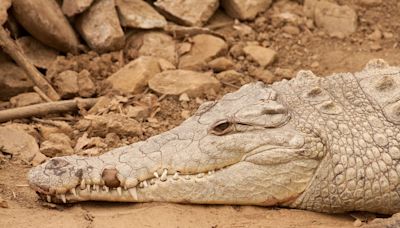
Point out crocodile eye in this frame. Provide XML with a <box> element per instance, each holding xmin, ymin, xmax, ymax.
<box><xmin>210</xmin><ymin>121</ymin><xmax>233</xmax><ymax>135</ymax></box>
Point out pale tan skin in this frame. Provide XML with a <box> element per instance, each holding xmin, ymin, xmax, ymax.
<box><xmin>28</xmin><ymin>59</ymin><xmax>400</xmax><ymax>214</ymax></box>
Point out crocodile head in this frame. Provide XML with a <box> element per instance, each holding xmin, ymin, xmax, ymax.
<box><xmin>28</xmin><ymin>82</ymin><xmax>323</xmax><ymax>206</ymax></box>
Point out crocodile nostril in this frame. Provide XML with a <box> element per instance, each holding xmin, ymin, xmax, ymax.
<box><xmin>102</xmin><ymin>168</ymin><xmax>120</xmax><ymax>188</ymax></box>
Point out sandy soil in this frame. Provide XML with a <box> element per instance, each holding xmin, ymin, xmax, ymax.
<box><xmin>1</xmin><ymin>0</ymin><xmax>400</xmax><ymax>227</ymax></box>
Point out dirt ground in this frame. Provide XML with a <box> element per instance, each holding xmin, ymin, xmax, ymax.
<box><xmin>1</xmin><ymin>0</ymin><xmax>400</xmax><ymax>227</ymax></box>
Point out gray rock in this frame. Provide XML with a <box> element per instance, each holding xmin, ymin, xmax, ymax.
<box><xmin>0</xmin><ymin>0</ymin><xmax>11</xmax><ymax>25</ymax></box>
<box><xmin>116</xmin><ymin>0</ymin><xmax>167</xmax><ymax>29</ymax></box>
<box><xmin>154</xmin><ymin>0</ymin><xmax>219</xmax><ymax>26</ymax></box>
<box><xmin>179</xmin><ymin>34</ymin><xmax>228</xmax><ymax>71</ymax></box>
<box><xmin>148</xmin><ymin>70</ymin><xmax>220</xmax><ymax>97</ymax></box>
<box><xmin>76</xmin><ymin>0</ymin><xmax>125</xmax><ymax>53</ymax></box>
<box><xmin>9</xmin><ymin>92</ymin><xmax>43</xmax><ymax>107</ymax></box>
<box><xmin>53</xmin><ymin>70</ymin><xmax>79</xmax><ymax>99</ymax></box>
<box><xmin>78</xmin><ymin>70</ymin><xmax>96</xmax><ymax>97</ymax></box>
<box><xmin>62</xmin><ymin>0</ymin><xmax>94</xmax><ymax>17</ymax></box>
<box><xmin>0</xmin><ymin>126</ymin><xmax>46</xmax><ymax>165</ymax></box>
<box><xmin>221</xmin><ymin>0</ymin><xmax>272</xmax><ymax>20</ymax></box>
<box><xmin>106</xmin><ymin>56</ymin><xmax>161</xmax><ymax>94</ymax></box>
<box><xmin>12</xmin><ymin>0</ymin><xmax>80</xmax><ymax>53</ymax></box>
<box><xmin>243</xmin><ymin>45</ymin><xmax>277</xmax><ymax>68</ymax></box>
<box><xmin>0</xmin><ymin>62</ymin><xmax>33</xmax><ymax>100</ymax></box>
<box><xmin>126</xmin><ymin>31</ymin><xmax>177</xmax><ymax>65</ymax></box>
<box><xmin>16</xmin><ymin>36</ymin><xmax>58</xmax><ymax>69</ymax></box>
<box><xmin>307</xmin><ymin>0</ymin><xmax>358</xmax><ymax>37</ymax></box>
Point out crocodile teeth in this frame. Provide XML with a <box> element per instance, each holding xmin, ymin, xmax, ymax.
<box><xmin>128</xmin><ymin>188</ymin><xmax>138</xmax><ymax>200</ymax></box>
<box><xmin>143</xmin><ymin>180</ymin><xmax>148</xmax><ymax>187</ymax></box>
<box><xmin>93</xmin><ymin>184</ymin><xmax>100</xmax><ymax>192</ymax></box>
<box><xmin>185</xmin><ymin>175</ymin><xmax>190</xmax><ymax>180</ymax></box>
<box><xmin>160</xmin><ymin>169</ymin><xmax>168</xmax><ymax>181</ymax></box>
<box><xmin>70</xmin><ymin>188</ymin><xmax>77</xmax><ymax>196</ymax></box>
<box><xmin>60</xmin><ymin>194</ymin><xmax>66</xmax><ymax>203</ymax></box>
<box><xmin>173</xmin><ymin>172</ymin><xmax>179</xmax><ymax>180</ymax></box>
<box><xmin>103</xmin><ymin>186</ymin><xmax>109</xmax><ymax>192</ymax></box>
<box><xmin>150</xmin><ymin>179</ymin><xmax>155</xmax><ymax>185</ymax></box>
<box><xmin>46</xmin><ymin>195</ymin><xmax>51</xmax><ymax>203</ymax></box>
<box><xmin>117</xmin><ymin>187</ymin><xmax>122</xmax><ymax>196</ymax></box>
<box><xmin>80</xmin><ymin>179</ymin><xmax>86</xmax><ymax>189</ymax></box>
<box><xmin>197</xmin><ymin>173</ymin><xmax>205</xmax><ymax>178</ymax></box>
<box><xmin>153</xmin><ymin>172</ymin><xmax>159</xmax><ymax>178</ymax></box>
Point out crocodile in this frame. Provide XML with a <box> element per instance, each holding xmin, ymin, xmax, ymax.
<box><xmin>28</xmin><ymin>59</ymin><xmax>400</xmax><ymax>214</ymax></box>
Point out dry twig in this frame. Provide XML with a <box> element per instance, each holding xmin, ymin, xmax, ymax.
<box><xmin>0</xmin><ymin>98</ymin><xmax>98</xmax><ymax>123</ymax></box>
<box><xmin>0</xmin><ymin>26</ymin><xmax>60</xmax><ymax>101</ymax></box>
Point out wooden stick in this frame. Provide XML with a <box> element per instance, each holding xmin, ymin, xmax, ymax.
<box><xmin>0</xmin><ymin>26</ymin><xmax>60</xmax><ymax>101</ymax></box>
<box><xmin>0</xmin><ymin>98</ymin><xmax>98</xmax><ymax>123</ymax></box>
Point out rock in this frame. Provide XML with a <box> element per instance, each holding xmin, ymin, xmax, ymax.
<box><xmin>179</xmin><ymin>34</ymin><xmax>228</xmax><ymax>70</ymax></box>
<box><xmin>40</xmin><ymin>142</ymin><xmax>73</xmax><ymax>157</ymax></box>
<box><xmin>0</xmin><ymin>197</ymin><xmax>8</xmax><ymax>208</ymax></box>
<box><xmin>368</xmin><ymin>29</ymin><xmax>382</xmax><ymax>41</ymax></box>
<box><xmin>85</xmin><ymin>113</ymin><xmax>142</xmax><ymax>137</ymax></box>
<box><xmin>37</xmin><ymin>121</ymin><xmax>74</xmax><ymax>140</ymax></box>
<box><xmin>106</xmin><ymin>56</ymin><xmax>161</xmax><ymax>94</ymax></box>
<box><xmin>125</xmin><ymin>31</ymin><xmax>177</xmax><ymax>65</ymax></box>
<box><xmin>16</xmin><ymin>36</ymin><xmax>58</xmax><ymax>69</ymax></box>
<box><xmin>249</xmin><ymin>68</ymin><xmax>276</xmax><ymax>84</ymax></box>
<box><xmin>53</xmin><ymin>70</ymin><xmax>79</xmax><ymax>99</ymax></box>
<box><xmin>12</xmin><ymin>0</ymin><xmax>80</xmax><ymax>53</ymax></box>
<box><xmin>78</xmin><ymin>70</ymin><xmax>96</xmax><ymax>97</ymax></box>
<box><xmin>313</xmin><ymin>1</ymin><xmax>358</xmax><ymax>37</ymax></box>
<box><xmin>116</xmin><ymin>0</ymin><xmax>167</xmax><ymax>29</ymax></box>
<box><xmin>282</xmin><ymin>25</ymin><xmax>300</xmax><ymax>35</ymax></box>
<box><xmin>0</xmin><ymin>126</ymin><xmax>46</xmax><ymax>165</ymax></box>
<box><xmin>0</xmin><ymin>62</ymin><xmax>33</xmax><ymax>100</ymax></box>
<box><xmin>9</xmin><ymin>92</ymin><xmax>43</xmax><ymax>107</ymax></box>
<box><xmin>154</xmin><ymin>0</ymin><xmax>219</xmax><ymax>26</ymax></box>
<box><xmin>358</xmin><ymin>0</ymin><xmax>382</xmax><ymax>6</ymax></box>
<box><xmin>243</xmin><ymin>45</ymin><xmax>277</xmax><ymax>68</ymax></box>
<box><xmin>0</xmin><ymin>0</ymin><xmax>11</xmax><ymax>25</ymax></box>
<box><xmin>62</xmin><ymin>0</ymin><xmax>94</xmax><ymax>17</ymax></box>
<box><xmin>76</xmin><ymin>0</ymin><xmax>125</xmax><ymax>53</ymax></box>
<box><xmin>208</xmin><ymin>57</ymin><xmax>234</xmax><ymax>72</ymax></box>
<box><xmin>124</xmin><ymin>105</ymin><xmax>150</xmax><ymax>120</ymax></box>
<box><xmin>40</xmin><ymin>133</ymin><xmax>74</xmax><ymax>157</ymax></box>
<box><xmin>157</xmin><ymin>58</ymin><xmax>176</xmax><ymax>71</ymax></box>
<box><xmin>148</xmin><ymin>70</ymin><xmax>220</xmax><ymax>97</ymax></box>
<box><xmin>216</xmin><ymin>70</ymin><xmax>245</xmax><ymax>86</ymax></box>
<box><xmin>221</xmin><ymin>0</ymin><xmax>272</xmax><ymax>20</ymax></box>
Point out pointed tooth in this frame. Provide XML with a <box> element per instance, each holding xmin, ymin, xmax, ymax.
<box><xmin>128</xmin><ymin>188</ymin><xmax>138</xmax><ymax>200</ymax></box>
<box><xmin>80</xmin><ymin>179</ymin><xmax>86</xmax><ymax>189</ymax></box>
<box><xmin>117</xmin><ymin>187</ymin><xmax>122</xmax><ymax>196</ymax></box>
<box><xmin>103</xmin><ymin>186</ymin><xmax>109</xmax><ymax>192</ymax></box>
<box><xmin>153</xmin><ymin>172</ymin><xmax>159</xmax><ymax>178</ymax></box>
<box><xmin>150</xmin><ymin>179</ymin><xmax>155</xmax><ymax>185</ymax></box>
<box><xmin>143</xmin><ymin>180</ymin><xmax>148</xmax><ymax>187</ymax></box>
<box><xmin>197</xmin><ymin>173</ymin><xmax>204</xmax><ymax>178</ymax></box>
<box><xmin>185</xmin><ymin>175</ymin><xmax>190</xmax><ymax>180</ymax></box>
<box><xmin>208</xmin><ymin>170</ymin><xmax>214</xmax><ymax>175</ymax></box>
<box><xmin>139</xmin><ymin>182</ymin><xmax>144</xmax><ymax>188</ymax></box>
<box><xmin>160</xmin><ymin>169</ymin><xmax>168</xmax><ymax>181</ymax></box>
<box><xmin>173</xmin><ymin>172</ymin><xmax>179</xmax><ymax>180</ymax></box>
<box><xmin>46</xmin><ymin>195</ymin><xmax>51</xmax><ymax>203</ymax></box>
<box><xmin>60</xmin><ymin>194</ymin><xmax>66</xmax><ymax>203</ymax></box>
<box><xmin>94</xmin><ymin>184</ymin><xmax>99</xmax><ymax>192</ymax></box>
<box><xmin>70</xmin><ymin>188</ymin><xmax>77</xmax><ymax>196</ymax></box>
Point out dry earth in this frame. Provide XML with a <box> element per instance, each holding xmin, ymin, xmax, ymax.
<box><xmin>1</xmin><ymin>0</ymin><xmax>400</xmax><ymax>227</ymax></box>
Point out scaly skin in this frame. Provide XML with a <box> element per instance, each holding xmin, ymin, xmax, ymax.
<box><xmin>28</xmin><ymin>59</ymin><xmax>400</xmax><ymax>214</ymax></box>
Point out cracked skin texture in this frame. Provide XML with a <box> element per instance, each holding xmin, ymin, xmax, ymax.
<box><xmin>28</xmin><ymin>59</ymin><xmax>400</xmax><ymax>214</ymax></box>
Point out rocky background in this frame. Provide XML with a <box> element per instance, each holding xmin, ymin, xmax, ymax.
<box><xmin>0</xmin><ymin>0</ymin><xmax>399</xmax><ymax>227</ymax></box>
